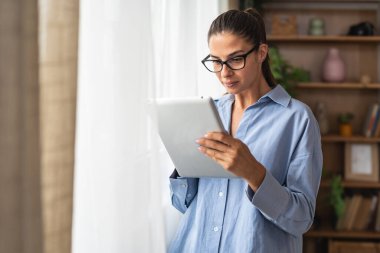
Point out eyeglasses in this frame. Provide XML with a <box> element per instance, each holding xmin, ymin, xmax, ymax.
<box><xmin>201</xmin><ymin>45</ymin><xmax>259</xmax><ymax>73</ymax></box>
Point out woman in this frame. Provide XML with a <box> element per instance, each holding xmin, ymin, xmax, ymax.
<box><xmin>168</xmin><ymin>8</ymin><xmax>322</xmax><ymax>253</ymax></box>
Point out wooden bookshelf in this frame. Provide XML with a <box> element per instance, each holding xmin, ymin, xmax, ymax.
<box><xmin>320</xmin><ymin>180</ymin><xmax>380</xmax><ymax>189</ymax></box>
<box><xmin>322</xmin><ymin>135</ymin><xmax>380</xmax><ymax>143</ymax></box>
<box><xmin>268</xmin><ymin>35</ymin><xmax>380</xmax><ymax>43</ymax></box>
<box><xmin>262</xmin><ymin>1</ymin><xmax>380</xmax><ymax>252</ymax></box>
<box><xmin>297</xmin><ymin>82</ymin><xmax>380</xmax><ymax>89</ymax></box>
<box><xmin>305</xmin><ymin>230</ymin><xmax>380</xmax><ymax>239</ymax></box>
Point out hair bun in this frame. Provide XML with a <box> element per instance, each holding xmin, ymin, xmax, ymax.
<box><xmin>244</xmin><ymin>8</ymin><xmax>260</xmax><ymax>17</ymax></box>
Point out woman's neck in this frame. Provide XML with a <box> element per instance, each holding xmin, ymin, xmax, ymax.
<box><xmin>234</xmin><ymin>79</ymin><xmax>271</xmax><ymax>111</ymax></box>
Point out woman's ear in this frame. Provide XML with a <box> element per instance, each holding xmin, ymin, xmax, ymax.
<box><xmin>257</xmin><ymin>44</ymin><xmax>268</xmax><ymax>63</ymax></box>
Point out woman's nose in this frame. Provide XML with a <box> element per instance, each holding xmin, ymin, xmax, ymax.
<box><xmin>220</xmin><ymin>64</ymin><xmax>233</xmax><ymax>77</ymax></box>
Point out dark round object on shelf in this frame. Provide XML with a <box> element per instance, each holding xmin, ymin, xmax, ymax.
<box><xmin>347</xmin><ymin>22</ymin><xmax>375</xmax><ymax>36</ymax></box>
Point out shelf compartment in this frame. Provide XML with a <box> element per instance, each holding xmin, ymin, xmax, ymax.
<box><xmin>305</xmin><ymin>230</ymin><xmax>380</xmax><ymax>239</ymax></box>
<box><xmin>320</xmin><ymin>180</ymin><xmax>380</xmax><ymax>189</ymax></box>
<box><xmin>297</xmin><ymin>82</ymin><xmax>380</xmax><ymax>89</ymax></box>
<box><xmin>268</xmin><ymin>35</ymin><xmax>380</xmax><ymax>43</ymax></box>
<box><xmin>322</xmin><ymin>135</ymin><xmax>380</xmax><ymax>143</ymax></box>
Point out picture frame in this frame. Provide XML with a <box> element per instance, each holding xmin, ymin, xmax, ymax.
<box><xmin>344</xmin><ymin>143</ymin><xmax>379</xmax><ymax>182</ymax></box>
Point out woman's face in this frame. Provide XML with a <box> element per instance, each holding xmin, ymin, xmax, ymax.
<box><xmin>208</xmin><ymin>32</ymin><xmax>266</xmax><ymax>95</ymax></box>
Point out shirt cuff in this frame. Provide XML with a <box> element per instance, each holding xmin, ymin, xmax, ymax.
<box><xmin>169</xmin><ymin>169</ymin><xmax>198</xmax><ymax>207</ymax></box>
<box><xmin>246</xmin><ymin>170</ymin><xmax>290</xmax><ymax>220</ymax></box>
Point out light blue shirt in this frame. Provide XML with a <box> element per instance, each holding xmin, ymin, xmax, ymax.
<box><xmin>168</xmin><ymin>85</ymin><xmax>322</xmax><ymax>253</ymax></box>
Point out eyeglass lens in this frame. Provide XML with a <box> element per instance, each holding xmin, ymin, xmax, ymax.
<box><xmin>204</xmin><ymin>56</ymin><xmax>245</xmax><ymax>72</ymax></box>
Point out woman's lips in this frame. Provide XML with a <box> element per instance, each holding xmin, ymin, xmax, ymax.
<box><xmin>224</xmin><ymin>81</ymin><xmax>238</xmax><ymax>88</ymax></box>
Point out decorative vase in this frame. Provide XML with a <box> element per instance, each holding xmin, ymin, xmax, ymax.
<box><xmin>315</xmin><ymin>102</ymin><xmax>329</xmax><ymax>135</ymax></box>
<box><xmin>322</xmin><ymin>48</ymin><xmax>346</xmax><ymax>82</ymax></box>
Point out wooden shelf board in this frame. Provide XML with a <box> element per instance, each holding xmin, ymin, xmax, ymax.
<box><xmin>297</xmin><ymin>82</ymin><xmax>380</xmax><ymax>89</ymax></box>
<box><xmin>268</xmin><ymin>35</ymin><xmax>380</xmax><ymax>42</ymax></box>
<box><xmin>305</xmin><ymin>230</ymin><xmax>380</xmax><ymax>239</ymax></box>
<box><xmin>320</xmin><ymin>180</ymin><xmax>380</xmax><ymax>189</ymax></box>
<box><xmin>322</xmin><ymin>135</ymin><xmax>380</xmax><ymax>143</ymax></box>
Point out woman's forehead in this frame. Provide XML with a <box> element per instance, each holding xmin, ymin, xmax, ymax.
<box><xmin>208</xmin><ymin>32</ymin><xmax>253</xmax><ymax>56</ymax></box>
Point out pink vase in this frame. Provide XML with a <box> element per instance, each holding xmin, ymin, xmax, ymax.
<box><xmin>322</xmin><ymin>48</ymin><xmax>345</xmax><ymax>82</ymax></box>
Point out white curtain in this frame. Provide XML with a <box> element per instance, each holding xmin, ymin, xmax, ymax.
<box><xmin>72</xmin><ymin>0</ymin><xmax>225</xmax><ymax>252</ymax></box>
<box><xmin>151</xmin><ymin>0</ymin><xmax>225</xmax><ymax>98</ymax></box>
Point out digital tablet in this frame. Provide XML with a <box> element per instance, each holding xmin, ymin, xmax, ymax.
<box><xmin>155</xmin><ymin>96</ymin><xmax>237</xmax><ymax>178</ymax></box>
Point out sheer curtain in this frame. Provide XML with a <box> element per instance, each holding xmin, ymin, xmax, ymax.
<box><xmin>72</xmin><ymin>0</ymin><xmax>225</xmax><ymax>252</ymax></box>
<box><xmin>150</xmin><ymin>0</ymin><xmax>226</xmax><ymax>247</ymax></box>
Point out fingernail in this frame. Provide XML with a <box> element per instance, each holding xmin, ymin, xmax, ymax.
<box><xmin>195</xmin><ymin>139</ymin><xmax>200</xmax><ymax>143</ymax></box>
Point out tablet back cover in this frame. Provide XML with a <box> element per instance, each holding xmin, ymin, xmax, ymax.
<box><xmin>156</xmin><ymin>97</ymin><xmax>236</xmax><ymax>178</ymax></box>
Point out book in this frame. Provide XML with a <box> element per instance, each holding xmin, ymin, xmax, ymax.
<box><xmin>366</xmin><ymin>195</ymin><xmax>378</xmax><ymax>230</ymax></box>
<box><xmin>363</xmin><ymin>103</ymin><xmax>379</xmax><ymax>138</ymax></box>
<box><xmin>345</xmin><ymin>194</ymin><xmax>362</xmax><ymax>230</ymax></box>
<box><xmin>352</xmin><ymin>196</ymin><xmax>373</xmax><ymax>230</ymax></box>
<box><xmin>370</xmin><ymin>105</ymin><xmax>380</xmax><ymax>137</ymax></box>
<box><xmin>375</xmin><ymin>117</ymin><xmax>380</xmax><ymax>137</ymax></box>
<box><xmin>336</xmin><ymin>196</ymin><xmax>351</xmax><ymax>230</ymax></box>
<box><xmin>374</xmin><ymin>192</ymin><xmax>380</xmax><ymax>231</ymax></box>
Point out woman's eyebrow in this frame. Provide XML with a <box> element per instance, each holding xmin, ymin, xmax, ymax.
<box><xmin>209</xmin><ymin>50</ymin><xmax>246</xmax><ymax>59</ymax></box>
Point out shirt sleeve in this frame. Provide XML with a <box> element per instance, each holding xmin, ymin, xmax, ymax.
<box><xmin>246</xmin><ymin>117</ymin><xmax>323</xmax><ymax>237</ymax></box>
<box><xmin>169</xmin><ymin>169</ymin><xmax>199</xmax><ymax>213</ymax></box>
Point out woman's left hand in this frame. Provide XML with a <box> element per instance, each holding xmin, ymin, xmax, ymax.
<box><xmin>196</xmin><ymin>131</ymin><xmax>266</xmax><ymax>191</ymax></box>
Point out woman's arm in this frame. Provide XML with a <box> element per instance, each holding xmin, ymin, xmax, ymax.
<box><xmin>246</xmin><ymin>150</ymin><xmax>321</xmax><ymax>236</ymax></box>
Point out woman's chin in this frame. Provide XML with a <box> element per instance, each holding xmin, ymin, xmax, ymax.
<box><xmin>224</xmin><ymin>82</ymin><xmax>239</xmax><ymax>92</ymax></box>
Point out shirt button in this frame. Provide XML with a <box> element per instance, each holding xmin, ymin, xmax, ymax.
<box><xmin>182</xmin><ymin>184</ymin><xmax>187</xmax><ymax>188</ymax></box>
<box><xmin>218</xmin><ymin>191</ymin><xmax>223</xmax><ymax>197</ymax></box>
<box><xmin>213</xmin><ymin>226</ymin><xmax>219</xmax><ymax>232</ymax></box>
<box><xmin>187</xmin><ymin>193</ymin><xmax>192</xmax><ymax>198</ymax></box>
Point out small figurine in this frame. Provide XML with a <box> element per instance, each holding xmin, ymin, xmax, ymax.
<box><xmin>308</xmin><ymin>18</ymin><xmax>325</xmax><ymax>36</ymax></box>
<box><xmin>360</xmin><ymin>74</ymin><xmax>371</xmax><ymax>85</ymax></box>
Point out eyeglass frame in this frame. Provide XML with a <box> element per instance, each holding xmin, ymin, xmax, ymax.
<box><xmin>201</xmin><ymin>44</ymin><xmax>260</xmax><ymax>73</ymax></box>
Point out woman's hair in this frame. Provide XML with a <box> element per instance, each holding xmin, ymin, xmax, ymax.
<box><xmin>207</xmin><ymin>8</ymin><xmax>276</xmax><ymax>88</ymax></box>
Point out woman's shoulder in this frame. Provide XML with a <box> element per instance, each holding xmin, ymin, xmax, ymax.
<box><xmin>288</xmin><ymin>98</ymin><xmax>314</xmax><ymax>118</ymax></box>
<box><xmin>269</xmin><ymin>85</ymin><xmax>314</xmax><ymax>119</ymax></box>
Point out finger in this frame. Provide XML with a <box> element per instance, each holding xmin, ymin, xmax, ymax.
<box><xmin>197</xmin><ymin>137</ymin><xmax>230</xmax><ymax>152</ymax></box>
<box><xmin>198</xmin><ymin>146</ymin><xmax>229</xmax><ymax>162</ymax></box>
<box><xmin>205</xmin><ymin>132</ymin><xmax>234</xmax><ymax>146</ymax></box>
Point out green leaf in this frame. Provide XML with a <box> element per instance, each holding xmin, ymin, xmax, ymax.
<box><xmin>329</xmin><ymin>175</ymin><xmax>345</xmax><ymax>219</ymax></box>
<box><xmin>268</xmin><ymin>46</ymin><xmax>310</xmax><ymax>96</ymax></box>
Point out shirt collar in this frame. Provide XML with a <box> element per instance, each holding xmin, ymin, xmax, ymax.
<box><xmin>218</xmin><ymin>85</ymin><xmax>291</xmax><ymax>108</ymax></box>
<box><xmin>262</xmin><ymin>85</ymin><xmax>291</xmax><ymax>107</ymax></box>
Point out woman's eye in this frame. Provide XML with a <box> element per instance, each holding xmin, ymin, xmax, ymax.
<box><xmin>229</xmin><ymin>57</ymin><xmax>244</xmax><ymax>63</ymax></box>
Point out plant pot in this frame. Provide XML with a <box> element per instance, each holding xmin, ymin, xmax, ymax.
<box><xmin>339</xmin><ymin>123</ymin><xmax>353</xmax><ymax>137</ymax></box>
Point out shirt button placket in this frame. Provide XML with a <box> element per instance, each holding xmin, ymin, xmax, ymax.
<box><xmin>209</xmin><ymin>180</ymin><xmax>228</xmax><ymax>252</ymax></box>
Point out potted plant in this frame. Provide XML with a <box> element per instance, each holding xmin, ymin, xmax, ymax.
<box><xmin>269</xmin><ymin>47</ymin><xmax>310</xmax><ymax>96</ymax></box>
<box><xmin>329</xmin><ymin>175</ymin><xmax>345</xmax><ymax>229</ymax></box>
<box><xmin>338</xmin><ymin>112</ymin><xmax>354</xmax><ymax>137</ymax></box>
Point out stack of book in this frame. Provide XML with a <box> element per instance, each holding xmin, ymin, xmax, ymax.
<box><xmin>363</xmin><ymin>103</ymin><xmax>380</xmax><ymax>138</ymax></box>
<box><xmin>336</xmin><ymin>193</ymin><xmax>380</xmax><ymax>231</ymax></box>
